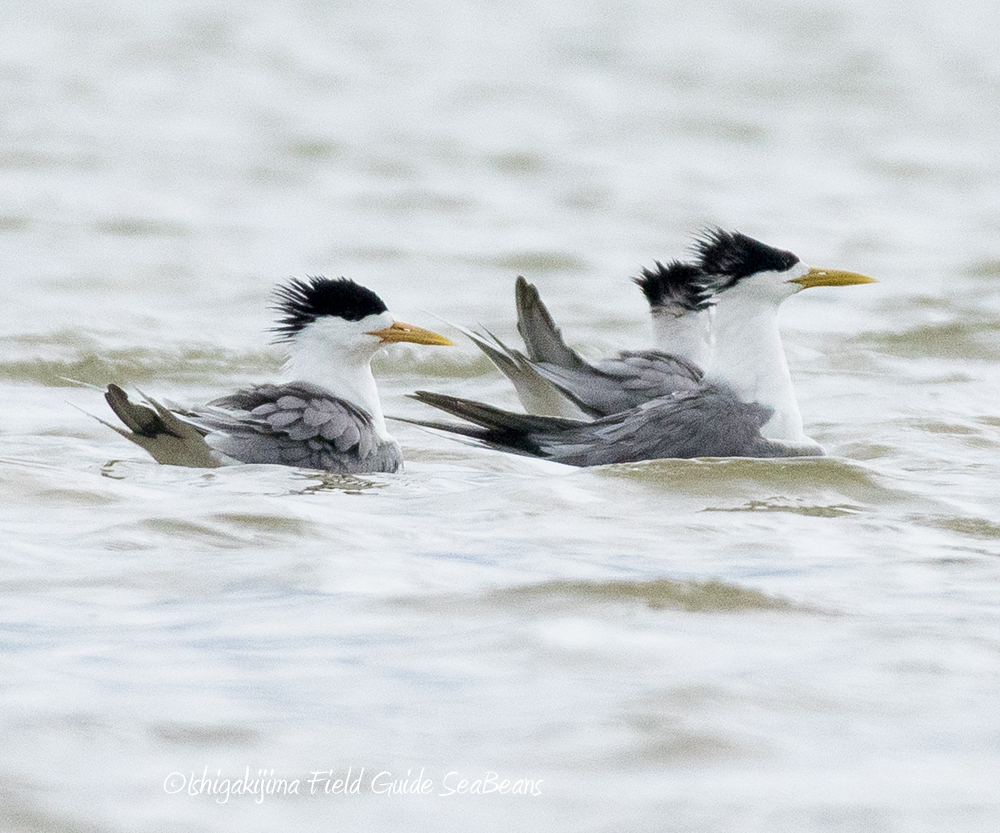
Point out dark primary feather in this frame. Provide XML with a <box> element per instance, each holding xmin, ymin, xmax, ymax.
<box><xmin>514</xmin><ymin>276</ymin><xmax>588</xmax><ymax>368</ymax></box>
<box><xmin>100</xmin><ymin>384</ymin><xmax>221</xmax><ymax>468</ymax></box>
<box><xmin>405</xmin><ymin>391</ymin><xmax>582</xmax><ymax>457</ymax></box>
<box><xmin>271</xmin><ymin>276</ymin><xmax>388</xmax><ymax>341</ymax></box>
<box><xmin>104</xmin><ymin>383</ymin><xmax>165</xmax><ymax>437</ymax></box>
<box><xmin>194</xmin><ymin>381</ymin><xmax>402</xmax><ymax>473</ymax></box>
<box><xmin>693</xmin><ymin>228</ymin><xmax>800</xmax><ymax>289</ymax></box>
<box><xmin>407</xmin><ymin>385</ymin><xmax>819</xmax><ymax>467</ymax></box>
<box><xmin>632</xmin><ymin>260</ymin><xmax>715</xmax><ymax>312</ymax></box>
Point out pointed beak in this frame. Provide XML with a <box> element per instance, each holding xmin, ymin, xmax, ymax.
<box><xmin>366</xmin><ymin>320</ymin><xmax>454</xmax><ymax>346</ymax></box>
<box><xmin>789</xmin><ymin>267</ymin><xmax>878</xmax><ymax>289</ymax></box>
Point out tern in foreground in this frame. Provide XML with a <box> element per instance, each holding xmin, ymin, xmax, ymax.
<box><xmin>98</xmin><ymin>277</ymin><xmax>452</xmax><ymax>473</ymax></box>
<box><xmin>405</xmin><ymin>231</ymin><xmax>876</xmax><ymax>464</ymax></box>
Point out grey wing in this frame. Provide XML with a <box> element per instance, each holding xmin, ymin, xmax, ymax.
<box><xmin>408</xmin><ymin>384</ymin><xmax>820</xmax><ymax>466</ymax></box>
<box><xmin>515</xmin><ymin>276</ymin><xmax>588</xmax><ymax>368</ymax></box>
<box><xmin>530</xmin><ymin>350</ymin><xmax>704</xmax><ymax>418</ymax></box>
<box><xmin>193</xmin><ymin>383</ymin><xmax>402</xmax><ymax>474</ymax></box>
<box><xmin>462</xmin><ymin>276</ymin><xmax>708</xmax><ymax>419</ymax></box>
<box><xmin>513</xmin><ymin>277</ymin><xmax>705</xmax><ymax>417</ymax></box>
<box><xmin>536</xmin><ymin>384</ymin><xmax>780</xmax><ymax>466</ymax></box>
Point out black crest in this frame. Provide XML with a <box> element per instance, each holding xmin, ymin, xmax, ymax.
<box><xmin>693</xmin><ymin>229</ymin><xmax>799</xmax><ymax>289</ymax></box>
<box><xmin>271</xmin><ymin>277</ymin><xmax>388</xmax><ymax>341</ymax></box>
<box><xmin>632</xmin><ymin>260</ymin><xmax>715</xmax><ymax>312</ymax></box>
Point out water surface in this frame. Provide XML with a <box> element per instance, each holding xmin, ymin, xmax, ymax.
<box><xmin>3</xmin><ymin>0</ymin><xmax>1000</xmax><ymax>830</ymax></box>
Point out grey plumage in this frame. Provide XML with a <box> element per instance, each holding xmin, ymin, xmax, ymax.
<box><xmin>406</xmin><ymin>385</ymin><xmax>821</xmax><ymax>467</ymax></box>
<box><xmin>515</xmin><ymin>276</ymin><xmax>587</xmax><ymax>368</ymax></box>
<box><xmin>196</xmin><ymin>382</ymin><xmax>402</xmax><ymax>473</ymax></box>
<box><xmin>466</xmin><ymin>275</ymin><xmax>705</xmax><ymax>419</ymax></box>
<box><xmin>420</xmin><ymin>232</ymin><xmax>869</xmax><ymax>465</ymax></box>
<box><xmin>447</xmin><ymin>323</ymin><xmax>591</xmax><ymax>419</ymax></box>
<box><xmin>527</xmin><ymin>350</ymin><xmax>704</xmax><ymax>418</ymax></box>
<box><xmin>102</xmin><ymin>382</ymin><xmax>402</xmax><ymax>473</ymax></box>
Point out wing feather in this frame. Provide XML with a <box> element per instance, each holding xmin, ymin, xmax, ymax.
<box><xmin>406</xmin><ymin>383</ymin><xmax>815</xmax><ymax>466</ymax></box>
<box><xmin>195</xmin><ymin>382</ymin><xmax>401</xmax><ymax>473</ymax></box>
<box><xmin>529</xmin><ymin>350</ymin><xmax>702</xmax><ymax>418</ymax></box>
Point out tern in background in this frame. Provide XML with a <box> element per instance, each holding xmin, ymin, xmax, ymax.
<box><xmin>98</xmin><ymin>277</ymin><xmax>452</xmax><ymax>473</ymax></box>
<box><xmin>456</xmin><ymin>260</ymin><xmax>713</xmax><ymax>421</ymax></box>
<box><xmin>404</xmin><ymin>230</ymin><xmax>875</xmax><ymax>464</ymax></box>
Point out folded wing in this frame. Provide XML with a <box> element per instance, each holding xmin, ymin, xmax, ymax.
<box><xmin>406</xmin><ymin>383</ymin><xmax>820</xmax><ymax>467</ymax></box>
<box><xmin>195</xmin><ymin>382</ymin><xmax>402</xmax><ymax>473</ymax></box>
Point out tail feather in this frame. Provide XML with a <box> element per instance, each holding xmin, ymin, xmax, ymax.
<box><xmin>100</xmin><ymin>385</ymin><xmax>220</xmax><ymax>468</ymax></box>
<box><xmin>410</xmin><ymin>390</ymin><xmax>581</xmax><ymax>432</ymax></box>
<box><xmin>515</xmin><ymin>276</ymin><xmax>587</xmax><ymax>369</ymax></box>
<box><xmin>403</xmin><ymin>390</ymin><xmax>584</xmax><ymax>457</ymax></box>
<box><xmin>104</xmin><ymin>384</ymin><xmax>164</xmax><ymax>436</ymax></box>
<box><xmin>452</xmin><ymin>316</ymin><xmax>590</xmax><ymax>419</ymax></box>
<box><xmin>452</xmin><ymin>322</ymin><xmax>532</xmax><ymax>387</ymax></box>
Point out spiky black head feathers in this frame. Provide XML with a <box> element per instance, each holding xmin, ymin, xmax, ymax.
<box><xmin>632</xmin><ymin>260</ymin><xmax>715</xmax><ymax>312</ymax></box>
<box><xmin>271</xmin><ymin>277</ymin><xmax>388</xmax><ymax>341</ymax></box>
<box><xmin>693</xmin><ymin>229</ymin><xmax>799</xmax><ymax>289</ymax></box>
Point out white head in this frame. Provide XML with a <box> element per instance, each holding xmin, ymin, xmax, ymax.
<box><xmin>692</xmin><ymin>229</ymin><xmax>876</xmax><ymax>442</ymax></box>
<box><xmin>694</xmin><ymin>228</ymin><xmax>877</xmax><ymax>307</ymax></box>
<box><xmin>272</xmin><ymin>277</ymin><xmax>452</xmax><ymax>434</ymax></box>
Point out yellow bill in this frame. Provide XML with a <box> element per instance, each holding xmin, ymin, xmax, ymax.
<box><xmin>789</xmin><ymin>267</ymin><xmax>877</xmax><ymax>289</ymax></box>
<box><xmin>367</xmin><ymin>321</ymin><xmax>453</xmax><ymax>346</ymax></box>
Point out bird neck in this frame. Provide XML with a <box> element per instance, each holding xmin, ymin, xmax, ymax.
<box><xmin>650</xmin><ymin>307</ymin><xmax>713</xmax><ymax>370</ymax></box>
<box><xmin>282</xmin><ymin>333</ymin><xmax>388</xmax><ymax>438</ymax></box>
<box><xmin>706</xmin><ymin>299</ymin><xmax>807</xmax><ymax>442</ymax></box>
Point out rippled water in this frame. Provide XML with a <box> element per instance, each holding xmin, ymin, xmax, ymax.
<box><xmin>4</xmin><ymin>0</ymin><xmax>1000</xmax><ymax>830</ymax></box>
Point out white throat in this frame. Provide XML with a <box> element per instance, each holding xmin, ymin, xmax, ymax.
<box><xmin>705</xmin><ymin>293</ymin><xmax>807</xmax><ymax>442</ymax></box>
<box><xmin>280</xmin><ymin>315</ymin><xmax>390</xmax><ymax>438</ymax></box>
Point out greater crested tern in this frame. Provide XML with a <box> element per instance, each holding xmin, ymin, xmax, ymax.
<box><xmin>689</xmin><ymin>229</ymin><xmax>875</xmax><ymax>447</ymax></box>
<box><xmin>404</xmin><ymin>230</ymin><xmax>875</xmax><ymax>464</ymax></box>
<box><xmin>459</xmin><ymin>230</ymin><xmax>874</xmax><ymax>449</ymax></box>
<box><xmin>99</xmin><ymin>277</ymin><xmax>452</xmax><ymax>473</ymax></box>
